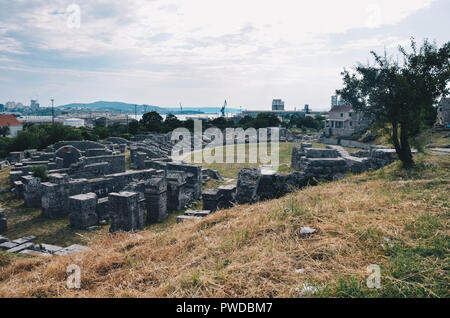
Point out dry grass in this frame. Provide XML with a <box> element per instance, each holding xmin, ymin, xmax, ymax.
<box><xmin>0</xmin><ymin>154</ymin><xmax>448</xmax><ymax>298</ymax></box>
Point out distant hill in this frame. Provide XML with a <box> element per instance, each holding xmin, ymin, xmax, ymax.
<box><xmin>58</xmin><ymin>101</ymin><xmax>241</xmax><ymax>114</ymax></box>
<box><xmin>57</xmin><ymin>101</ymin><xmax>162</xmax><ymax>112</ymax></box>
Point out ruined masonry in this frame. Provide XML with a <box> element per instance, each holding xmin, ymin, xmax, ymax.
<box><xmin>0</xmin><ymin>234</ymin><xmax>87</xmax><ymax>257</ymax></box>
<box><xmin>8</xmin><ymin>136</ymin><xmax>205</xmax><ymax>236</ymax></box>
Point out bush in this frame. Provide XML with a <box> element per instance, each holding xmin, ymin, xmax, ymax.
<box><xmin>31</xmin><ymin>165</ymin><xmax>48</xmax><ymax>182</ymax></box>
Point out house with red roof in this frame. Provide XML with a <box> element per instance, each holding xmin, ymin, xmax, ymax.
<box><xmin>325</xmin><ymin>105</ymin><xmax>370</xmax><ymax>137</ymax></box>
<box><xmin>0</xmin><ymin>115</ymin><xmax>23</xmax><ymax>137</ymax></box>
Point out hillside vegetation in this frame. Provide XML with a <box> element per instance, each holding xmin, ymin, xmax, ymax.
<box><xmin>0</xmin><ymin>152</ymin><xmax>448</xmax><ymax>298</ymax></box>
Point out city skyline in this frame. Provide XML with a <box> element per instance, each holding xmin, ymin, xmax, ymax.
<box><xmin>0</xmin><ymin>0</ymin><xmax>449</xmax><ymax>110</ymax></box>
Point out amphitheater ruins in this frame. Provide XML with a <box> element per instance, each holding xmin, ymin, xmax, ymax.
<box><xmin>0</xmin><ymin>129</ymin><xmax>397</xmax><ymax>257</ymax></box>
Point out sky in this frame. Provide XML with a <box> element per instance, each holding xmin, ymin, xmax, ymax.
<box><xmin>0</xmin><ymin>0</ymin><xmax>449</xmax><ymax>111</ymax></box>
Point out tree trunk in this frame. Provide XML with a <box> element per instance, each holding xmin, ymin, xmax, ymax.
<box><xmin>399</xmin><ymin>124</ymin><xmax>414</xmax><ymax>168</ymax></box>
<box><xmin>391</xmin><ymin>122</ymin><xmax>414</xmax><ymax>169</ymax></box>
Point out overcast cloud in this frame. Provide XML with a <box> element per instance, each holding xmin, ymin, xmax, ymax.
<box><xmin>0</xmin><ymin>0</ymin><xmax>448</xmax><ymax>110</ymax></box>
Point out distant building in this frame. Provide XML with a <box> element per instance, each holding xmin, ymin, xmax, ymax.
<box><xmin>30</xmin><ymin>100</ymin><xmax>40</xmax><ymax>112</ymax></box>
<box><xmin>435</xmin><ymin>97</ymin><xmax>450</xmax><ymax>129</ymax></box>
<box><xmin>331</xmin><ymin>95</ymin><xmax>338</xmax><ymax>107</ymax></box>
<box><xmin>272</xmin><ymin>99</ymin><xmax>285</xmax><ymax>111</ymax></box>
<box><xmin>18</xmin><ymin>116</ymin><xmax>64</xmax><ymax>125</ymax></box>
<box><xmin>0</xmin><ymin>104</ymin><xmax>4</xmax><ymax>112</ymax></box>
<box><xmin>0</xmin><ymin>115</ymin><xmax>23</xmax><ymax>137</ymax></box>
<box><xmin>5</xmin><ymin>101</ymin><xmax>16</xmax><ymax>109</ymax></box>
<box><xmin>331</xmin><ymin>95</ymin><xmax>346</xmax><ymax>108</ymax></box>
<box><xmin>63</xmin><ymin>118</ymin><xmax>85</xmax><ymax>128</ymax></box>
<box><xmin>325</xmin><ymin>105</ymin><xmax>369</xmax><ymax>137</ymax></box>
<box><xmin>95</xmin><ymin>117</ymin><xmax>111</xmax><ymax>127</ymax></box>
<box><xmin>304</xmin><ymin>104</ymin><xmax>310</xmax><ymax>113</ymax></box>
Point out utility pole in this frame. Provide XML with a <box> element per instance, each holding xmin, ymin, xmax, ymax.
<box><xmin>50</xmin><ymin>99</ymin><xmax>54</xmax><ymax>125</ymax></box>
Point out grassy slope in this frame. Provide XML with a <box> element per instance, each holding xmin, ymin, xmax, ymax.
<box><xmin>0</xmin><ymin>153</ymin><xmax>448</xmax><ymax>298</ymax></box>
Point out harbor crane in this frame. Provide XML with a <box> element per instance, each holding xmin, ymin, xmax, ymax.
<box><xmin>221</xmin><ymin>100</ymin><xmax>227</xmax><ymax>117</ymax></box>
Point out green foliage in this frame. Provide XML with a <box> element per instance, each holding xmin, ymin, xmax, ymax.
<box><xmin>338</xmin><ymin>39</ymin><xmax>450</xmax><ymax>168</ymax></box>
<box><xmin>162</xmin><ymin>114</ymin><xmax>183</xmax><ymax>133</ymax></box>
<box><xmin>0</xmin><ymin>126</ymin><xmax>10</xmax><ymax>137</ymax></box>
<box><xmin>128</xmin><ymin>120</ymin><xmax>140</xmax><ymax>135</ymax></box>
<box><xmin>141</xmin><ymin>111</ymin><xmax>163</xmax><ymax>132</ymax></box>
<box><xmin>288</xmin><ymin>114</ymin><xmax>325</xmax><ymax>131</ymax></box>
<box><xmin>31</xmin><ymin>165</ymin><xmax>48</xmax><ymax>182</ymax></box>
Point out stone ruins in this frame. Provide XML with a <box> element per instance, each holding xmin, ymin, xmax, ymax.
<box><xmin>201</xmin><ymin>141</ymin><xmax>397</xmax><ymax>208</ymax></box>
<box><xmin>1</xmin><ymin>130</ymin><xmax>398</xmax><ymax>257</ymax></box>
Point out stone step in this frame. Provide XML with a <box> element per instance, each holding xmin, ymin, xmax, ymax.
<box><xmin>176</xmin><ymin>215</ymin><xmax>203</xmax><ymax>223</ymax></box>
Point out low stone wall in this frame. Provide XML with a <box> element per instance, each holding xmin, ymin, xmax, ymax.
<box><xmin>319</xmin><ymin>137</ymin><xmax>372</xmax><ymax>150</ymax></box>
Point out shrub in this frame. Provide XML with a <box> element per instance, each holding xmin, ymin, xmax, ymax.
<box><xmin>31</xmin><ymin>165</ymin><xmax>48</xmax><ymax>182</ymax></box>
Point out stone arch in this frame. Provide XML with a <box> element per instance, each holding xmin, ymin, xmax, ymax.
<box><xmin>55</xmin><ymin>145</ymin><xmax>83</xmax><ymax>168</ymax></box>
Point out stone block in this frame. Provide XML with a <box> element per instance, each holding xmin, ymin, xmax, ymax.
<box><xmin>167</xmin><ymin>171</ymin><xmax>187</xmax><ymax>211</ymax></box>
<box><xmin>41</xmin><ymin>182</ymin><xmax>69</xmax><ymax>218</ymax></box>
<box><xmin>109</xmin><ymin>192</ymin><xmax>144</xmax><ymax>233</ymax></box>
<box><xmin>68</xmin><ymin>193</ymin><xmax>99</xmax><ymax>229</ymax></box>
<box><xmin>48</xmin><ymin>173</ymin><xmax>69</xmax><ymax>185</ymax></box>
<box><xmin>145</xmin><ymin>177</ymin><xmax>168</xmax><ymax>224</ymax></box>
<box><xmin>202</xmin><ymin>188</ymin><xmax>221</xmax><ymax>212</ymax></box>
<box><xmin>22</xmin><ymin>175</ymin><xmax>42</xmax><ymax>208</ymax></box>
<box><xmin>305</xmin><ymin>148</ymin><xmax>339</xmax><ymax>158</ymax></box>
<box><xmin>13</xmin><ymin>181</ymin><xmax>24</xmax><ymax>198</ymax></box>
<box><xmin>235</xmin><ymin>168</ymin><xmax>261</xmax><ymax>204</ymax></box>
<box><xmin>96</xmin><ymin>197</ymin><xmax>110</xmax><ymax>221</ymax></box>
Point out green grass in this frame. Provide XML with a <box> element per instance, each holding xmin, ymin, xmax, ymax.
<box><xmin>184</xmin><ymin>142</ymin><xmax>297</xmax><ymax>179</ymax></box>
<box><xmin>318</xmin><ymin>154</ymin><xmax>449</xmax><ymax>298</ymax></box>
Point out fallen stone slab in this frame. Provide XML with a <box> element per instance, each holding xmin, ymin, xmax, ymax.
<box><xmin>176</xmin><ymin>215</ymin><xmax>202</xmax><ymax>223</ymax></box>
<box><xmin>54</xmin><ymin>244</ymin><xmax>88</xmax><ymax>256</ymax></box>
<box><xmin>184</xmin><ymin>210</ymin><xmax>212</xmax><ymax>217</ymax></box>
<box><xmin>39</xmin><ymin>243</ymin><xmax>64</xmax><ymax>254</ymax></box>
<box><xmin>0</xmin><ymin>241</ymin><xmax>17</xmax><ymax>250</ymax></box>
<box><xmin>7</xmin><ymin>242</ymin><xmax>34</xmax><ymax>253</ymax></box>
<box><xmin>12</xmin><ymin>236</ymin><xmax>36</xmax><ymax>245</ymax></box>
<box><xmin>0</xmin><ymin>235</ymin><xmax>9</xmax><ymax>244</ymax></box>
<box><xmin>19</xmin><ymin>249</ymin><xmax>52</xmax><ymax>257</ymax></box>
